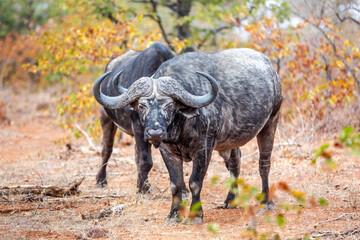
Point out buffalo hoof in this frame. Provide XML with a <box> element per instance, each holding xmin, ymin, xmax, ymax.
<box><xmin>182</xmin><ymin>190</ymin><xmax>190</xmax><ymax>200</ymax></box>
<box><xmin>165</xmin><ymin>210</ymin><xmax>182</xmax><ymax>224</ymax></box>
<box><xmin>263</xmin><ymin>201</ymin><xmax>275</xmax><ymax>210</ymax></box>
<box><xmin>139</xmin><ymin>182</ymin><xmax>151</xmax><ymax>195</ymax></box>
<box><xmin>136</xmin><ymin>192</ymin><xmax>151</xmax><ymax>201</ymax></box>
<box><xmin>165</xmin><ymin>214</ymin><xmax>182</xmax><ymax>224</ymax></box>
<box><xmin>96</xmin><ymin>183</ymin><xmax>108</xmax><ymax>189</ymax></box>
<box><xmin>223</xmin><ymin>192</ymin><xmax>236</xmax><ymax>208</ymax></box>
<box><xmin>185</xmin><ymin>217</ymin><xmax>203</xmax><ymax>225</ymax></box>
<box><xmin>165</xmin><ymin>216</ymin><xmax>181</xmax><ymax>224</ymax></box>
<box><xmin>222</xmin><ymin>202</ymin><xmax>236</xmax><ymax>209</ymax></box>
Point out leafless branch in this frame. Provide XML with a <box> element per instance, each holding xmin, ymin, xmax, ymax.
<box><xmin>74</xmin><ymin>122</ymin><xmax>100</xmax><ymax>152</ymax></box>
<box><xmin>165</xmin><ymin>2</ymin><xmax>178</xmax><ymax>13</ymax></box>
<box><xmin>335</xmin><ymin>12</ymin><xmax>360</xmax><ymax>25</ymax></box>
<box><xmin>350</xmin><ymin>6</ymin><xmax>360</xmax><ymax>13</ymax></box>
<box><xmin>132</xmin><ymin>0</ymin><xmax>150</xmax><ymax>3</ymax></box>
<box><xmin>197</xmin><ymin>25</ymin><xmax>230</xmax><ymax>49</ymax></box>
<box><xmin>133</xmin><ymin>0</ymin><xmax>175</xmax><ymax>52</ymax></box>
<box><xmin>197</xmin><ymin>3</ymin><xmax>255</xmax><ymax>50</ymax></box>
<box><xmin>292</xmin><ymin>10</ymin><xmax>360</xmax><ymax>89</ymax></box>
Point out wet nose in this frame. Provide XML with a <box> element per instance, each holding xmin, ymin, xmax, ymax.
<box><xmin>147</xmin><ymin>128</ymin><xmax>163</xmax><ymax>137</ymax></box>
<box><xmin>145</xmin><ymin>127</ymin><xmax>166</xmax><ymax>141</ymax></box>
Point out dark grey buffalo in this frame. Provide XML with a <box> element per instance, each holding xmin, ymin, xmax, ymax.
<box><xmin>93</xmin><ymin>48</ymin><xmax>282</xmax><ymax>224</ymax></box>
<box><xmin>95</xmin><ymin>43</ymin><xmax>177</xmax><ymax>197</ymax></box>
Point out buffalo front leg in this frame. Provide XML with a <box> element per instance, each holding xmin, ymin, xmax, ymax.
<box><xmin>256</xmin><ymin>109</ymin><xmax>280</xmax><ymax>210</ymax></box>
<box><xmin>187</xmin><ymin>147</ymin><xmax>213</xmax><ymax>224</ymax></box>
<box><xmin>160</xmin><ymin>147</ymin><xmax>184</xmax><ymax>223</ymax></box>
<box><xmin>96</xmin><ymin>107</ymin><xmax>117</xmax><ymax>188</ymax></box>
<box><xmin>182</xmin><ymin>182</ymin><xmax>190</xmax><ymax>199</ymax></box>
<box><xmin>219</xmin><ymin>148</ymin><xmax>241</xmax><ymax>208</ymax></box>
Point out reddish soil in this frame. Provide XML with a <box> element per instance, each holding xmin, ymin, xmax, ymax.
<box><xmin>0</xmin><ymin>88</ymin><xmax>359</xmax><ymax>239</ymax></box>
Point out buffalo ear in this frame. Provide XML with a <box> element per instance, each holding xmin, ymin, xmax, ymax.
<box><xmin>179</xmin><ymin>107</ymin><xmax>200</xmax><ymax>118</ymax></box>
<box><xmin>129</xmin><ymin>101</ymin><xmax>138</xmax><ymax>111</ymax></box>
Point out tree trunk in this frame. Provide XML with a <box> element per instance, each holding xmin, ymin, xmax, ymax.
<box><xmin>176</xmin><ymin>0</ymin><xmax>194</xmax><ymax>52</ymax></box>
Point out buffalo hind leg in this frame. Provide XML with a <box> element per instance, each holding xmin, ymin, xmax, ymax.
<box><xmin>134</xmin><ymin>138</ymin><xmax>153</xmax><ymax>199</ymax></box>
<box><xmin>256</xmin><ymin>109</ymin><xmax>280</xmax><ymax>210</ymax></box>
<box><xmin>132</xmin><ymin>117</ymin><xmax>153</xmax><ymax>199</ymax></box>
<box><xmin>219</xmin><ymin>148</ymin><xmax>241</xmax><ymax>208</ymax></box>
<box><xmin>96</xmin><ymin>107</ymin><xmax>117</xmax><ymax>188</ymax></box>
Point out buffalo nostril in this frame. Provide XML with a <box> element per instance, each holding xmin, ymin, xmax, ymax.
<box><xmin>147</xmin><ymin>129</ymin><xmax>163</xmax><ymax>137</ymax></box>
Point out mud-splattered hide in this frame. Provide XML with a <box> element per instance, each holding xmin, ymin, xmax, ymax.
<box><xmin>94</xmin><ymin>48</ymin><xmax>283</xmax><ymax>224</ymax></box>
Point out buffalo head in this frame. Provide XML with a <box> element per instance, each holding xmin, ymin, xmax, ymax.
<box><xmin>93</xmin><ymin>71</ymin><xmax>219</xmax><ymax>147</ymax></box>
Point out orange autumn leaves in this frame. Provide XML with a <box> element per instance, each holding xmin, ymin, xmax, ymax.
<box><xmin>245</xmin><ymin>17</ymin><xmax>359</xmax><ymax>120</ymax></box>
<box><xmin>2</xmin><ymin>1</ymin><xmax>358</xmax><ymax>138</ymax></box>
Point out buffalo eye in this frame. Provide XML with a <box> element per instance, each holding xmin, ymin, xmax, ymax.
<box><xmin>163</xmin><ymin>102</ymin><xmax>174</xmax><ymax>120</ymax></box>
<box><xmin>163</xmin><ymin>102</ymin><xmax>173</xmax><ymax>111</ymax></box>
<box><xmin>138</xmin><ymin>103</ymin><xmax>146</xmax><ymax>112</ymax></box>
<box><xmin>137</xmin><ymin>103</ymin><xmax>147</xmax><ymax>123</ymax></box>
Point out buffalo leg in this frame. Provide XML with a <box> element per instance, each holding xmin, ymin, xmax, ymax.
<box><xmin>256</xmin><ymin>109</ymin><xmax>280</xmax><ymax>210</ymax></box>
<box><xmin>182</xmin><ymin>182</ymin><xmax>190</xmax><ymax>199</ymax></box>
<box><xmin>219</xmin><ymin>148</ymin><xmax>241</xmax><ymax>208</ymax></box>
<box><xmin>96</xmin><ymin>107</ymin><xmax>117</xmax><ymax>188</ymax></box>
<box><xmin>160</xmin><ymin>148</ymin><xmax>184</xmax><ymax>223</ymax></box>
<box><xmin>132</xmin><ymin>122</ymin><xmax>153</xmax><ymax>198</ymax></box>
<box><xmin>188</xmin><ymin>147</ymin><xmax>213</xmax><ymax>224</ymax></box>
<box><xmin>134</xmin><ymin>139</ymin><xmax>153</xmax><ymax>197</ymax></box>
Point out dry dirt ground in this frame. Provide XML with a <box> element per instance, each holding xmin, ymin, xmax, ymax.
<box><xmin>0</xmin><ymin>88</ymin><xmax>359</xmax><ymax>240</ymax></box>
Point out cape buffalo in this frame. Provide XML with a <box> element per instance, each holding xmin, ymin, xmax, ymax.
<box><xmin>95</xmin><ymin>42</ymin><xmax>186</xmax><ymax>198</ymax></box>
<box><xmin>93</xmin><ymin>48</ymin><xmax>282</xmax><ymax>224</ymax></box>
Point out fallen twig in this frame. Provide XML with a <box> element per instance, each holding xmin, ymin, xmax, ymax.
<box><xmin>79</xmin><ymin>194</ymin><xmax>125</xmax><ymax>199</ymax></box>
<box><xmin>341</xmin><ymin>228</ymin><xmax>360</xmax><ymax>236</ymax></box>
<box><xmin>80</xmin><ymin>172</ymin><xmax>130</xmax><ymax>177</ymax></box>
<box><xmin>0</xmin><ymin>177</ymin><xmax>85</xmax><ymax>197</ymax></box>
<box><xmin>0</xmin><ymin>201</ymin><xmax>81</xmax><ymax>214</ymax></box>
<box><xmin>0</xmin><ymin>195</ymin><xmax>43</xmax><ymax>203</ymax></box>
<box><xmin>1</xmin><ymin>195</ymin><xmax>9</xmax><ymax>202</ymax></box>
<box><xmin>0</xmin><ymin>206</ymin><xmax>49</xmax><ymax>214</ymax></box>
<box><xmin>82</xmin><ymin>204</ymin><xmax>125</xmax><ymax>220</ymax></box>
<box><xmin>311</xmin><ymin>227</ymin><xmax>360</xmax><ymax>237</ymax></box>
<box><xmin>315</xmin><ymin>213</ymin><xmax>356</xmax><ymax>226</ymax></box>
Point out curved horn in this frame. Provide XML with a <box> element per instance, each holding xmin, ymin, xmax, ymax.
<box><xmin>158</xmin><ymin>71</ymin><xmax>219</xmax><ymax>108</ymax></box>
<box><xmin>112</xmin><ymin>70</ymin><xmax>128</xmax><ymax>94</ymax></box>
<box><xmin>193</xmin><ymin>71</ymin><xmax>219</xmax><ymax>106</ymax></box>
<box><xmin>93</xmin><ymin>71</ymin><xmax>152</xmax><ymax>109</ymax></box>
